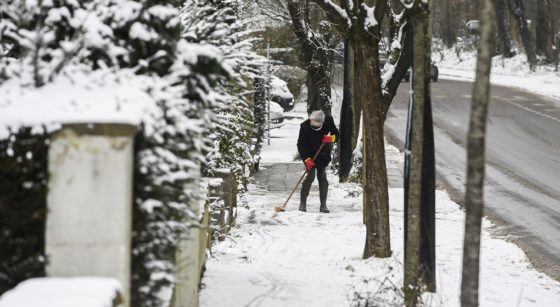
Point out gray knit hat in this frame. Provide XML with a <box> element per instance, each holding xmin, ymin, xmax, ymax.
<box><xmin>309</xmin><ymin>110</ymin><xmax>325</xmax><ymax>124</ymax></box>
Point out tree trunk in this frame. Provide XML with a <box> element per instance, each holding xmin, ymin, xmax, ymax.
<box><xmin>441</xmin><ymin>0</ymin><xmax>456</xmax><ymax>48</ymax></box>
<box><xmin>460</xmin><ymin>0</ymin><xmax>496</xmax><ymax>306</ymax></box>
<box><xmin>551</xmin><ymin>1</ymin><xmax>559</xmax><ymax>68</ymax></box>
<box><xmin>339</xmin><ymin>39</ymin><xmax>355</xmax><ymax>182</ymax></box>
<box><xmin>287</xmin><ymin>1</ymin><xmax>333</xmax><ymax>115</ymax></box>
<box><xmin>507</xmin><ymin>0</ymin><xmax>537</xmax><ymax>70</ymax></box>
<box><xmin>496</xmin><ymin>0</ymin><xmax>515</xmax><ymax>58</ymax></box>
<box><xmin>306</xmin><ymin>53</ymin><xmax>333</xmax><ymax>115</ymax></box>
<box><xmin>253</xmin><ymin>76</ymin><xmax>267</xmax><ymax>151</ymax></box>
<box><xmin>420</xmin><ymin>0</ymin><xmax>436</xmax><ymax>291</ymax></box>
<box><xmin>354</xmin><ymin>38</ymin><xmax>391</xmax><ymax>259</ymax></box>
<box><xmin>404</xmin><ymin>4</ymin><xmax>429</xmax><ymax>305</ymax></box>
<box><xmin>536</xmin><ymin>0</ymin><xmax>554</xmax><ymax>62</ymax></box>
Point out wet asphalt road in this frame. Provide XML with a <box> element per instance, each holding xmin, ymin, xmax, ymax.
<box><xmin>385</xmin><ymin>78</ymin><xmax>560</xmax><ymax>268</ymax></box>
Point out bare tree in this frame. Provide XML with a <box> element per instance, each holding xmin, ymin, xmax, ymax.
<box><xmin>338</xmin><ymin>39</ymin><xmax>359</xmax><ymax>182</ymax></box>
<box><xmin>287</xmin><ymin>0</ymin><xmax>338</xmax><ymax>114</ymax></box>
<box><xmin>256</xmin><ymin>0</ymin><xmax>338</xmax><ymax>115</ymax></box>
<box><xmin>439</xmin><ymin>0</ymin><xmax>457</xmax><ymax>48</ymax></box>
<box><xmin>460</xmin><ymin>0</ymin><xmax>496</xmax><ymax>306</ymax></box>
<box><xmin>536</xmin><ymin>0</ymin><xmax>554</xmax><ymax>62</ymax></box>
<box><xmin>507</xmin><ymin>0</ymin><xmax>537</xmax><ymax>70</ymax></box>
<box><xmin>496</xmin><ymin>0</ymin><xmax>515</xmax><ymax>58</ymax></box>
<box><xmin>308</xmin><ymin>0</ymin><xmax>412</xmax><ymax>258</ymax></box>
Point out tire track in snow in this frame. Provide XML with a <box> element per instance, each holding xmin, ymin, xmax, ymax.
<box><xmin>249</xmin><ymin>226</ymin><xmax>276</xmax><ymax>262</ymax></box>
<box><xmin>244</xmin><ymin>272</ymin><xmax>288</xmax><ymax>307</ymax></box>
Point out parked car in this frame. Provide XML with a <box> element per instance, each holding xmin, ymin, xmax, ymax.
<box><xmin>403</xmin><ymin>62</ymin><xmax>439</xmax><ymax>82</ymax></box>
<box><xmin>270</xmin><ymin>76</ymin><xmax>294</xmax><ymax>111</ymax></box>
<box><xmin>267</xmin><ymin>101</ymin><xmax>285</xmax><ymax>130</ymax></box>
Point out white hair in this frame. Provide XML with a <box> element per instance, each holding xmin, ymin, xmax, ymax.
<box><xmin>309</xmin><ymin>110</ymin><xmax>325</xmax><ymax>123</ymax></box>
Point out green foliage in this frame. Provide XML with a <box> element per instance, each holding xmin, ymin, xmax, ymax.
<box><xmin>0</xmin><ymin>2</ymin><xmax>263</xmax><ymax>305</ymax></box>
<box><xmin>132</xmin><ymin>125</ymin><xmax>198</xmax><ymax>307</ymax></box>
<box><xmin>181</xmin><ymin>0</ymin><xmax>265</xmax><ymax>187</ymax></box>
<box><xmin>252</xmin><ymin>75</ymin><xmax>267</xmax><ymax>154</ymax></box>
<box><xmin>0</xmin><ymin>0</ymin><xmax>183</xmax><ymax>84</ymax></box>
<box><xmin>0</xmin><ymin>0</ymin><xmax>90</xmax><ymax>86</ymax></box>
<box><xmin>0</xmin><ymin>128</ymin><xmax>49</xmax><ymax>295</ymax></box>
<box><xmin>108</xmin><ymin>0</ymin><xmax>182</xmax><ymax>75</ymax></box>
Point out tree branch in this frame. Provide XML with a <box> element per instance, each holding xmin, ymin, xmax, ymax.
<box><xmin>341</xmin><ymin>0</ymin><xmax>353</xmax><ymax>12</ymax></box>
<box><xmin>309</xmin><ymin>0</ymin><xmax>352</xmax><ymax>35</ymax></box>
<box><xmin>374</xmin><ymin>0</ymin><xmax>388</xmax><ymax>26</ymax></box>
<box><xmin>382</xmin><ymin>10</ymin><xmax>412</xmax><ymax>115</ymax></box>
<box><xmin>255</xmin><ymin>0</ymin><xmax>291</xmax><ymax>24</ymax></box>
<box><xmin>287</xmin><ymin>0</ymin><xmax>313</xmax><ymax>50</ymax></box>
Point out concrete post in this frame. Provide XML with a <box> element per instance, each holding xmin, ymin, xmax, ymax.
<box><xmin>45</xmin><ymin>124</ymin><xmax>137</xmax><ymax>307</ymax></box>
<box><xmin>172</xmin><ymin>198</ymin><xmax>205</xmax><ymax>307</ymax></box>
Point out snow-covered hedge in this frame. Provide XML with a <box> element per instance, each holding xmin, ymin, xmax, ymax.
<box><xmin>0</xmin><ymin>1</ymin><xmax>265</xmax><ymax>306</ymax></box>
<box><xmin>0</xmin><ymin>128</ymin><xmax>49</xmax><ymax>295</ymax></box>
<box><xmin>180</xmin><ymin>0</ymin><xmax>265</xmax><ymax>188</ymax></box>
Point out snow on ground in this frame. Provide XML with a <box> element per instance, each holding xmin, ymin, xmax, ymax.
<box><xmin>200</xmin><ymin>101</ymin><xmax>560</xmax><ymax>306</ymax></box>
<box><xmin>258</xmin><ymin>116</ymin><xmax>303</xmax><ymax>164</ymax></box>
<box><xmin>0</xmin><ymin>277</ymin><xmax>122</xmax><ymax>307</ymax></box>
<box><xmin>435</xmin><ymin>48</ymin><xmax>560</xmax><ymax>106</ymax></box>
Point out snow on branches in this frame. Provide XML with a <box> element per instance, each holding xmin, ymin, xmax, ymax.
<box><xmin>180</xmin><ymin>0</ymin><xmax>266</xmax><ymax>188</ymax></box>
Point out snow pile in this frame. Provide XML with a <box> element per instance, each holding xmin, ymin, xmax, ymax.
<box><xmin>0</xmin><ymin>67</ymin><xmax>157</xmax><ymax>139</ymax></box>
<box><xmin>435</xmin><ymin>47</ymin><xmax>560</xmax><ymax>103</ymax></box>
<box><xmin>0</xmin><ymin>277</ymin><xmax>122</xmax><ymax>307</ymax></box>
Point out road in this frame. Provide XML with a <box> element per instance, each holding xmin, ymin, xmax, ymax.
<box><xmin>385</xmin><ymin>78</ymin><xmax>560</xmax><ymax>275</ymax></box>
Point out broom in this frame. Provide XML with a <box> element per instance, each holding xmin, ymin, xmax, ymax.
<box><xmin>274</xmin><ymin>141</ymin><xmax>326</xmax><ymax>213</ymax></box>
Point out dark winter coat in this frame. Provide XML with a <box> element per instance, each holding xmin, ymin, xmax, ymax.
<box><xmin>297</xmin><ymin>115</ymin><xmax>339</xmax><ymax>169</ymax></box>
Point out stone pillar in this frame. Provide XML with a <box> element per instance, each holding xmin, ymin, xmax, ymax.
<box><xmin>45</xmin><ymin>124</ymin><xmax>137</xmax><ymax>307</ymax></box>
<box><xmin>172</xmin><ymin>217</ymin><xmax>199</xmax><ymax>307</ymax></box>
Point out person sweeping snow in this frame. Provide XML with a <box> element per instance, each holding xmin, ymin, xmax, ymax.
<box><xmin>297</xmin><ymin>110</ymin><xmax>339</xmax><ymax>213</ymax></box>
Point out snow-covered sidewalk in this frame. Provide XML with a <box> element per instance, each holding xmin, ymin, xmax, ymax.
<box><xmin>199</xmin><ymin>111</ymin><xmax>560</xmax><ymax>306</ymax></box>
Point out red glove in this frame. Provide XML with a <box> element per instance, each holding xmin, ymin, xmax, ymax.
<box><xmin>304</xmin><ymin>158</ymin><xmax>315</xmax><ymax>170</ymax></box>
<box><xmin>322</xmin><ymin>134</ymin><xmax>336</xmax><ymax>143</ymax></box>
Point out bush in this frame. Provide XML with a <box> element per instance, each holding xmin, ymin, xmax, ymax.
<box><xmin>0</xmin><ymin>128</ymin><xmax>49</xmax><ymax>295</ymax></box>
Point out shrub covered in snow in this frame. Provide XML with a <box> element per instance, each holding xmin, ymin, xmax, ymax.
<box><xmin>130</xmin><ymin>46</ymin><xmax>230</xmax><ymax>306</ymax></box>
<box><xmin>180</xmin><ymin>0</ymin><xmax>265</xmax><ymax>188</ymax></box>
<box><xmin>0</xmin><ymin>128</ymin><xmax>49</xmax><ymax>295</ymax></box>
<box><xmin>0</xmin><ymin>1</ymin><xmax>266</xmax><ymax>306</ymax></box>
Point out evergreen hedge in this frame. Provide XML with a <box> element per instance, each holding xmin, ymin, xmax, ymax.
<box><xmin>0</xmin><ymin>128</ymin><xmax>49</xmax><ymax>295</ymax></box>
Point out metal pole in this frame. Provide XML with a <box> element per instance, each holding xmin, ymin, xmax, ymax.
<box><xmin>404</xmin><ymin>23</ymin><xmax>414</xmax><ymax>262</ymax></box>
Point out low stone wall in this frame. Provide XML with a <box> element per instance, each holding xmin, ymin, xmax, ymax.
<box><xmin>207</xmin><ymin>170</ymin><xmax>238</xmax><ymax>241</ymax></box>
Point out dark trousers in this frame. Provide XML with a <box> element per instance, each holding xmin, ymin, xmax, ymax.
<box><xmin>300</xmin><ymin>167</ymin><xmax>328</xmax><ymax>208</ymax></box>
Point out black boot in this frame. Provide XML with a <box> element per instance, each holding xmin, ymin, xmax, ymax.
<box><xmin>319</xmin><ymin>180</ymin><xmax>330</xmax><ymax>213</ymax></box>
<box><xmin>300</xmin><ymin>180</ymin><xmax>312</xmax><ymax>212</ymax></box>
